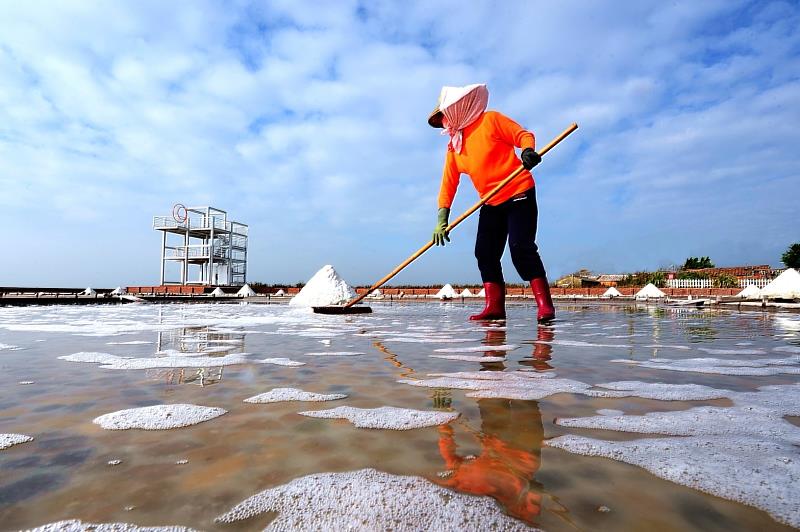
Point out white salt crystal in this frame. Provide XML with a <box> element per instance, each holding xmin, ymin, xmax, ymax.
<box><xmin>257</xmin><ymin>358</ymin><xmax>305</xmax><ymax>367</ymax></box>
<box><xmin>430</xmin><ymin>355</ymin><xmax>506</xmax><ymax>362</ymax></box>
<box><xmin>107</xmin><ymin>460</ymin><xmax>122</xmax><ymax>466</ymax></box>
<box><xmin>1</xmin><ymin>433</ymin><xmax>33</xmax><ymax>450</ymax></box>
<box><xmin>303</xmin><ymin>351</ymin><xmax>364</xmax><ymax>356</ymax></box>
<box><xmin>244</xmin><ymin>388</ymin><xmax>347</xmax><ymax>403</ymax></box>
<box><xmin>596</xmin><ymin>409</ymin><xmax>625</xmax><ymax>417</ymax></box>
<box><xmin>299</xmin><ymin>406</ymin><xmax>459</xmax><ymax>430</ymax></box>
<box><xmin>27</xmin><ymin>519</ymin><xmax>197</xmax><ymax>531</ymax></box>
<box><xmin>547</xmin><ymin>435</ymin><xmax>799</xmax><ymax>528</ymax></box>
<box><xmin>215</xmin><ymin>468</ymin><xmax>534</xmax><ymax>531</ymax></box>
<box><xmin>289</xmin><ymin>265</ymin><xmax>356</xmax><ymax>307</ymax></box>
<box><xmin>93</xmin><ymin>404</ymin><xmax>226</xmax><ymax>430</ymax></box>
<box><xmin>434</xmin><ymin>344</ymin><xmax>518</xmax><ymax>353</ymax></box>
<box><xmin>175</xmin><ymin>459</ymin><xmax>189</xmax><ymax>465</ymax></box>
<box><xmin>613</xmin><ymin>355</ymin><xmax>800</xmax><ymax>376</ymax></box>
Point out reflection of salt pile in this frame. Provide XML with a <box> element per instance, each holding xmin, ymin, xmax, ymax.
<box><xmin>760</xmin><ymin>268</ymin><xmax>800</xmax><ymax>299</ymax></box>
<box><xmin>30</xmin><ymin>520</ymin><xmax>198</xmax><ymax>531</ymax></box>
<box><xmin>289</xmin><ymin>265</ymin><xmax>356</xmax><ymax>307</ymax></box>
<box><xmin>299</xmin><ymin>406</ymin><xmax>460</xmax><ymax>430</ymax></box>
<box><xmin>244</xmin><ymin>388</ymin><xmax>347</xmax><ymax>403</ymax></box>
<box><xmin>1</xmin><ymin>433</ymin><xmax>33</xmax><ymax>450</ymax></box>
<box><xmin>93</xmin><ymin>404</ymin><xmax>226</xmax><ymax>430</ymax></box>
<box><xmin>216</xmin><ymin>468</ymin><xmax>531</xmax><ymax>530</ymax></box>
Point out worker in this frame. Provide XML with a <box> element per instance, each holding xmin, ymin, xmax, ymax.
<box><xmin>429</xmin><ymin>83</ymin><xmax>555</xmax><ymax>323</ymax></box>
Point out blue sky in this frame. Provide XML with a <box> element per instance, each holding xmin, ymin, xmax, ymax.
<box><xmin>1</xmin><ymin>1</ymin><xmax>798</xmax><ymax>287</ymax></box>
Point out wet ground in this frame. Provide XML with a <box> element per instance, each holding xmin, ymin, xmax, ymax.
<box><xmin>0</xmin><ymin>301</ymin><xmax>798</xmax><ymax>531</ymax></box>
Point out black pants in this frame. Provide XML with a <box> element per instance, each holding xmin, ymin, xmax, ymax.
<box><xmin>475</xmin><ymin>187</ymin><xmax>547</xmax><ymax>283</ymax></box>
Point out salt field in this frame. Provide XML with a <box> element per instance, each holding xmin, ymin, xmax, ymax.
<box><xmin>1</xmin><ymin>302</ymin><xmax>799</xmax><ymax>531</ymax></box>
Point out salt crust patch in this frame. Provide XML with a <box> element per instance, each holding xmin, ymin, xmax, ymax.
<box><xmin>597</xmin><ymin>409</ymin><xmax>625</xmax><ymax>416</ymax></box>
<box><xmin>107</xmin><ymin>340</ymin><xmax>153</xmax><ymax>345</ymax></box>
<box><xmin>0</xmin><ymin>342</ymin><xmax>22</xmax><ymax>351</ymax></box>
<box><xmin>537</xmin><ymin>339</ymin><xmax>628</xmax><ymax>348</ymax></box>
<box><xmin>245</xmin><ymin>388</ymin><xmax>347</xmax><ymax>403</ymax></box>
<box><xmin>433</xmin><ymin>344</ymin><xmax>518</xmax><ymax>353</ymax></box>
<box><xmin>774</xmin><ymin>345</ymin><xmax>800</xmax><ymax>354</ymax></box>
<box><xmin>93</xmin><ymin>404</ymin><xmax>226</xmax><ymax>430</ymax></box>
<box><xmin>1</xmin><ymin>433</ymin><xmax>33</xmax><ymax>450</ymax></box>
<box><xmin>381</xmin><ymin>336</ymin><xmax>479</xmax><ymax>344</ymax></box>
<box><xmin>258</xmin><ymin>358</ymin><xmax>305</xmax><ymax>367</ymax></box>
<box><xmin>303</xmin><ymin>351</ymin><xmax>365</xmax><ymax>356</ymax></box>
<box><xmin>299</xmin><ymin>406</ymin><xmax>459</xmax><ymax>430</ymax></box>
<box><xmin>614</xmin><ymin>355</ymin><xmax>800</xmax><ymax>376</ymax></box>
<box><xmin>551</xmin><ymin>383</ymin><xmax>800</xmax><ymax>527</ymax></box>
<box><xmin>547</xmin><ymin>435</ymin><xmax>800</xmax><ymax>528</ymax></box>
<box><xmin>27</xmin><ymin>519</ymin><xmax>197</xmax><ymax>531</ymax></box>
<box><xmin>60</xmin><ymin>352</ymin><xmax>250</xmax><ymax>369</ymax></box>
<box><xmin>215</xmin><ymin>468</ymin><xmax>534</xmax><ymax>531</ymax></box>
<box><xmin>430</xmin><ymin>355</ymin><xmax>506</xmax><ymax>362</ymax></box>
<box><xmin>698</xmin><ymin>347</ymin><xmax>767</xmax><ymax>355</ymax></box>
<box><xmin>585</xmin><ymin>381</ymin><xmax>730</xmax><ymax>401</ymax></box>
<box><xmin>400</xmin><ymin>371</ymin><xmax>589</xmax><ymax>401</ymax></box>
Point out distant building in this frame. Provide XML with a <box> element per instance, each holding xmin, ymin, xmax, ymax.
<box><xmin>153</xmin><ymin>205</ymin><xmax>248</xmax><ymax>286</ymax></box>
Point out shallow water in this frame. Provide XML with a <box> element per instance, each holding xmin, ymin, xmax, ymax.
<box><xmin>0</xmin><ymin>301</ymin><xmax>798</xmax><ymax>531</ymax></box>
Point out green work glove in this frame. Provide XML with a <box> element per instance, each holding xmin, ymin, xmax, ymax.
<box><xmin>433</xmin><ymin>207</ymin><xmax>451</xmax><ymax>246</ymax></box>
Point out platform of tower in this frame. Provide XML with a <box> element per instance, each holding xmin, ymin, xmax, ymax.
<box><xmin>153</xmin><ymin>205</ymin><xmax>248</xmax><ymax>286</ymax></box>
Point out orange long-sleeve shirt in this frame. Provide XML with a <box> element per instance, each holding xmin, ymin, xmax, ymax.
<box><xmin>438</xmin><ymin>110</ymin><xmax>535</xmax><ymax>209</ymax></box>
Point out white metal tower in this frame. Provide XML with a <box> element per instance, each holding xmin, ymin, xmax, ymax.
<box><xmin>153</xmin><ymin>205</ymin><xmax>248</xmax><ymax>286</ymax></box>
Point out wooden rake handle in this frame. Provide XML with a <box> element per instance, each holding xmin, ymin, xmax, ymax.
<box><xmin>345</xmin><ymin>122</ymin><xmax>579</xmax><ymax>308</ymax></box>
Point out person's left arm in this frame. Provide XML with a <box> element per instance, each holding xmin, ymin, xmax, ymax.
<box><xmin>490</xmin><ymin>111</ymin><xmax>541</xmax><ymax>169</ymax></box>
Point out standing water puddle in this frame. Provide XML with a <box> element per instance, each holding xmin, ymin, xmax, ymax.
<box><xmin>0</xmin><ymin>302</ymin><xmax>798</xmax><ymax>530</ymax></box>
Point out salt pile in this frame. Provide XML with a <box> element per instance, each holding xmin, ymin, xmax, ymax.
<box><xmin>236</xmin><ymin>283</ymin><xmax>257</xmax><ymax>297</ymax></box>
<box><xmin>460</xmin><ymin>288</ymin><xmax>474</xmax><ymax>297</ymax></box>
<box><xmin>602</xmin><ymin>286</ymin><xmax>622</xmax><ymax>298</ymax></box>
<box><xmin>1</xmin><ymin>433</ymin><xmax>33</xmax><ymax>450</ymax></box>
<box><xmin>289</xmin><ymin>265</ymin><xmax>356</xmax><ymax>307</ymax></box>
<box><xmin>215</xmin><ymin>468</ymin><xmax>533</xmax><ymax>531</ymax></box>
<box><xmin>299</xmin><ymin>406</ymin><xmax>460</xmax><ymax>430</ymax></box>
<box><xmin>760</xmin><ymin>268</ymin><xmax>800</xmax><ymax>299</ymax></box>
<box><xmin>93</xmin><ymin>404</ymin><xmax>226</xmax><ymax>430</ymax></box>
<box><xmin>244</xmin><ymin>388</ymin><xmax>347</xmax><ymax>403</ymax></box>
<box><xmin>737</xmin><ymin>284</ymin><xmax>761</xmax><ymax>298</ymax></box>
<box><xmin>635</xmin><ymin>283</ymin><xmax>665</xmax><ymax>299</ymax></box>
<box><xmin>28</xmin><ymin>520</ymin><xmax>197</xmax><ymax>531</ymax></box>
<box><xmin>435</xmin><ymin>284</ymin><xmax>457</xmax><ymax>300</ymax></box>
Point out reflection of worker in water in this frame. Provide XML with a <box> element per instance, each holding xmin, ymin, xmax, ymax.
<box><xmin>437</xmin><ymin>323</ymin><xmax>544</xmax><ymax>522</ymax></box>
<box><xmin>436</xmin><ymin>398</ymin><xmax>544</xmax><ymax>524</ymax></box>
<box><xmin>520</xmin><ymin>326</ymin><xmax>554</xmax><ymax>371</ymax></box>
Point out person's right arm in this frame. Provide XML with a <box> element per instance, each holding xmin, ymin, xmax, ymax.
<box><xmin>434</xmin><ymin>151</ymin><xmax>460</xmax><ymax>246</ymax></box>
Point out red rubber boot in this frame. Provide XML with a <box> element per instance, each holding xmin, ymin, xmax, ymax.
<box><xmin>470</xmin><ymin>282</ymin><xmax>506</xmax><ymax>320</ymax></box>
<box><xmin>530</xmin><ymin>278</ymin><xmax>555</xmax><ymax>324</ymax></box>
